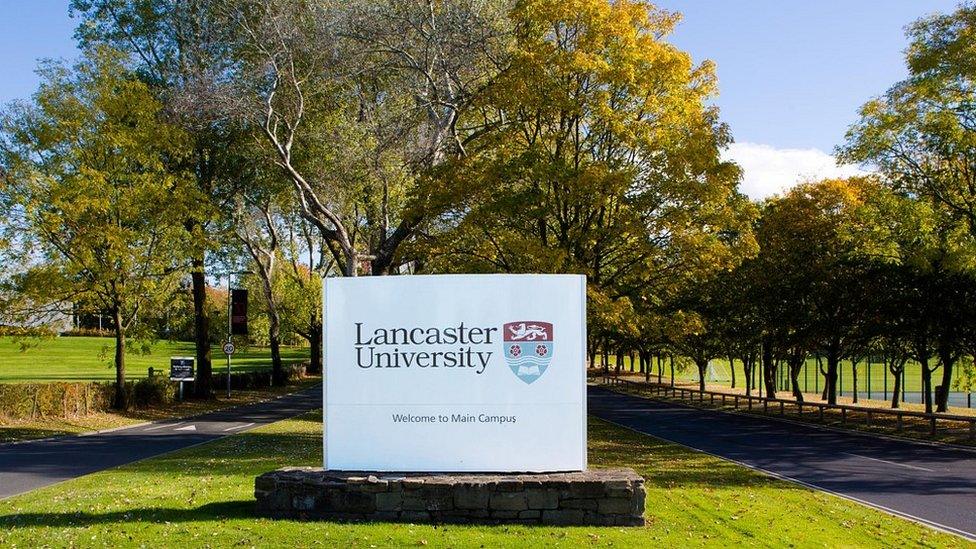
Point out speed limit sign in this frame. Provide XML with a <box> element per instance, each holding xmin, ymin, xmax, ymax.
<box><xmin>222</xmin><ymin>341</ymin><xmax>236</xmax><ymax>355</ymax></box>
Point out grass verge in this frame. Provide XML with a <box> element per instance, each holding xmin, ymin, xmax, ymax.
<box><xmin>0</xmin><ymin>377</ymin><xmax>321</xmax><ymax>444</ymax></box>
<box><xmin>0</xmin><ymin>414</ymin><xmax>965</xmax><ymax>547</ymax></box>
<box><xmin>0</xmin><ymin>336</ymin><xmax>309</xmax><ymax>383</ymax></box>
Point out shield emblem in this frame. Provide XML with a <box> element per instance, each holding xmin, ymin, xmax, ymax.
<box><xmin>502</xmin><ymin>321</ymin><xmax>553</xmax><ymax>384</ymax></box>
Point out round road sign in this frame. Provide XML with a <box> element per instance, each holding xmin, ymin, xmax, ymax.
<box><xmin>222</xmin><ymin>341</ymin><xmax>236</xmax><ymax>355</ymax></box>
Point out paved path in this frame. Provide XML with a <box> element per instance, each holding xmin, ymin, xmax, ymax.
<box><xmin>588</xmin><ymin>386</ymin><xmax>976</xmax><ymax>541</ymax></box>
<box><xmin>0</xmin><ymin>385</ymin><xmax>321</xmax><ymax>499</ymax></box>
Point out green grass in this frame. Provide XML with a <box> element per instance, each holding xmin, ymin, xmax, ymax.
<box><xmin>607</xmin><ymin>355</ymin><xmax>975</xmax><ymax>397</ymax></box>
<box><xmin>0</xmin><ymin>336</ymin><xmax>309</xmax><ymax>383</ymax></box>
<box><xmin>0</xmin><ymin>414</ymin><xmax>964</xmax><ymax>547</ymax></box>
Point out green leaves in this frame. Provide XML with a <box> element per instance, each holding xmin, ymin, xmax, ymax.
<box><xmin>0</xmin><ymin>46</ymin><xmax>195</xmax><ymax>333</ymax></box>
<box><xmin>423</xmin><ymin>0</ymin><xmax>755</xmax><ymax>346</ymax></box>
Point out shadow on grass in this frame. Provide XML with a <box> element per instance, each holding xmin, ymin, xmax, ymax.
<box><xmin>0</xmin><ymin>501</ymin><xmax>255</xmax><ymax>529</ymax></box>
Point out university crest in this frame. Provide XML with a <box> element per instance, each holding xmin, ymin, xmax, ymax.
<box><xmin>502</xmin><ymin>321</ymin><xmax>553</xmax><ymax>384</ymax></box>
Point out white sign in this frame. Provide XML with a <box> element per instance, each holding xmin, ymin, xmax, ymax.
<box><xmin>324</xmin><ymin>274</ymin><xmax>586</xmax><ymax>472</ymax></box>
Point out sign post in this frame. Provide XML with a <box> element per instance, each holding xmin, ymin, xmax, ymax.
<box><xmin>169</xmin><ymin>356</ymin><xmax>195</xmax><ymax>401</ymax></box>
<box><xmin>323</xmin><ymin>274</ymin><xmax>587</xmax><ymax>472</ymax></box>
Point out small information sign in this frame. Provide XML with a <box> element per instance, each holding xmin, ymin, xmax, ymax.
<box><xmin>169</xmin><ymin>357</ymin><xmax>195</xmax><ymax>381</ymax></box>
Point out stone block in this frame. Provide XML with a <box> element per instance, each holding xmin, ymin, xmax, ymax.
<box><xmin>401</xmin><ymin>496</ymin><xmax>427</xmax><ymax>511</ymax></box>
<box><xmin>494</xmin><ymin>479</ymin><xmax>524</xmax><ymax>492</ymax></box>
<box><xmin>568</xmin><ymin>481</ymin><xmax>606</xmax><ymax>498</ymax></box>
<box><xmin>597</xmin><ymin>498</ymin><xmax>635</xmax><ymax>515</ymax></box>
<box><xmin>561</xmin><ymin>498</ymin><xmax>598</xmax><ymax>510</ymax></box>
<box><xmin>526</xmin><ymin>490</ymin><xmax>560</xmax><ymax>510</ymax></box>
<box><xmin>292</xmin><ymin>495</ymin><xmax>317</xmax><ymax>511</ymax></box>
<box><xmin>375</xmin><ymin>491</ymin><xmax>403</xmax><ymax>511</ymax></box>
<box><xmin>489</xmin><ymin>492</ymin><xmax>527</xmax><ymax>511</ymax></box>
<box><xmin>490</xmin><ymin>510</ymin><xmax>522</xmax><ymax>520</ymax></box>
<box><xmin>454</xmin><ymin>485</ymin><xmax>490</xmax><ymax>510</ymax></box>
<box><xmin>541</xmin><ymin>509</ymin><xmax>586</xmax><ymax>525</ymax></box>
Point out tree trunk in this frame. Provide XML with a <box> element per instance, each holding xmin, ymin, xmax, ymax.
<box><xmin>642</xmin><ymin>351</ymin><xmax>651</xmax><ymax>382</ymax></box>
<box><xmin>851</xmin><ymin>358</ymin><xmax>859</xmax><ymax>404</ymax></box>
<box><xmin>921</xmin><ymin>356</ymin><xmax>933</xmax><ymax>414</ymax></box>
<box><xmin>257</xmin><ymin>270</ymin><xmax>285</xmax><ymax>386</ymax></box>
<box><xmin>308</xmin><ymin>313</ymin><xmax>322</xmax><ymax>375</ymax></box>
<box><xmin>268</xmin><ymin>309</ymin><xmax>284</xmax><ymax>386</ymax></box>
<box><xmin>936</xmin><ymin>347</ymin><xmax>955</xmax><ymax>413</ymax></box>
<box><xmin>191</xmin><ymin>263</ymin><xmax>213</xmax><ymax>399</ymax></box>
<box><xmin>112</xmin><ymin>309</ymin><xmax>127</xmax><ymax>410</ymax></box>
<box><xmin>629</xmin><ymin>350</ymin><xmax>636</xmax><ymax>373</ymax></box>
<box><xmin>890</xmin><ymin>365</ymin><xmax>902</xmax><ymax>409</ymax></box>
<box><xmin>789</xmin><ymin>357</ymin><xmax>804</xmax><ymax>403</ymax></box>
<box><xmin>696</xmin><ymin>358</ymin><xmax>707</xmax><ymax>392</ymax></box>
<box><xmin>602</xmin><ymin>344</ymin><xmax>610</xmax><ymax>374</ymax></box>
<box><xmin>742</xmin><ymin>356</ymin><xmax>753</xmax><ymax>396</ymax></box>
<box><xmin>762</xmin><ymin>343</ymin><xmax>776</xmax><ymax>399</ymax></box>
<box><xmin>615</xmin><ymin>348</ymin><xmax>624</xmax><ymax>376</ymax></box>
<box><xmin>825</xmin><ymin>348</ymin><xmax>840</xmax><ymax>405</ymax></box>
<box><xmin>669</xmin><ymin>354</ymin><xmax>675</xmax><ymax>386</ymax></box>
<box><xmin>657</xmin><ymin>354</ymin><xmax>663</xmax><ymax>383</ymax></box>
<box><xmin>729</xmin><ymin>356</ymin><xmax>736</xmax><ymax>389</ymax></box>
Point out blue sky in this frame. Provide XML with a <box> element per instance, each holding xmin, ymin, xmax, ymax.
<box><xmin>0</xmin><ymin>0</ymin><xmax>963</xmax><ymax>197</ymax></box>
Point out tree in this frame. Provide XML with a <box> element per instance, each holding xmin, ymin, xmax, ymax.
<box><xmin>233</xmin><ymin>190</ymin><xmax>287</xmax><ymax>386</ymax></box>
<box><xmin>279</xmin><ymin>207</ymin><xmax>329</xmax><ymax>374</ymax></box>
<box><xmin>227</xmin><ymin>0</ymin><xmax>510</xmax><ymax>278</ymax></box>
<box><xmin>72</xmin><ymin>0</ymin><xmax>247</xmax><ymax>399</ymax></box>
<box><xmin>0</xmin><ymin>48</ymin><xmax>195</xmax><ymax>408</ymax></box>
<box><xmin>749</xmin><ymin>178</ymin><xmax>912</xmax><ymax>405</ymax></box>
<box><xmin>839</xmin><ymin>3</ymin><xmax>976</xmax><ymax>411</ymax></box>
<box><xmin>421</xmin><ymin>0</ymin><xmax>756</xmax><ymax>346</ymax></box>
<box><xmin>840</xmin><ymin>3</ymin><xmax>976</xmax><ymax>238</ymax></box>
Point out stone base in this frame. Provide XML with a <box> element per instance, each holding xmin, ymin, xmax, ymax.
<box><xmin>254</xmin><ymin>467</ymin><xmax>645</xmax><ymax>526</ymax></box>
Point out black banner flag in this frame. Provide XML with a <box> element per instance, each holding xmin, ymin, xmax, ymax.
<box><xmin>231</xmin><ymin>289</ymin><xmax>248</xmax><ymax>335</ymax></box>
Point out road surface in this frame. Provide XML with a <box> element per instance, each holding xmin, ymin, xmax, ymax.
<box><xmin>588</xmin><ymin>385</ymin><xmax>976</xmax><ymax>541</ymax></box>
<box><xmin>0</xmin><ymin>385</ymin><xmax>321</xmax><ymax>499</ymax></box>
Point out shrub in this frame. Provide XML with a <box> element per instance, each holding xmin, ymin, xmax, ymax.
<box><xmin>0</xmin><ymin>325</ymin><xmax>58</xmax><ymax>338</ymax></box>
<box><xmin>60</xmin><ymin>327</ymin><xmax>113</xmax><ymax>337</ymax></box>
<box><xmin>132</xmin><ymin>376</ymin><xmax>173</xmax><ymax>408</ymax></box>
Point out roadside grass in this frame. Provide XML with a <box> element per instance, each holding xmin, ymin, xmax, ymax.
<box><xmin>0</xmin><ymin>415</ymin><xmax>964</xmax><ymax>547</ymax></box>
<box><xmin>0</xmin><ymin>336</ymin><xmax>309</xmax><ymax>383</ymax></box>
<box><xmin>0</xmin><ymin>377</ymin><xmax>321</xmax><ymax>444</ymax></box>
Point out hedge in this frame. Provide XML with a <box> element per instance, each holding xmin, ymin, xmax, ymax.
<box><xmin>0</xmin><ymin>363</ymin><xmax>307</xmax><ymax>420</ymax></box>
<box><xmin>0</xmin><ymin>381</ymin><xmax>116</xmax><ymax>420</ymax></box>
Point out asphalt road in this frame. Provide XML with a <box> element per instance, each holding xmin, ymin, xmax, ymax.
<box><xmin>588</xmin><ymin>386</ymin><xmax>976</xmax><ymax>541</ymax></box>
<box><xmin>0</xmin><ymin>385</ymin><xmax>321</xmax><ymax>499</ymax></box>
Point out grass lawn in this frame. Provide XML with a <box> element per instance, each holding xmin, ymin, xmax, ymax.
<box><xmin>0</xmin><ymin>336</ymin><xmax>309</xmax><ymax>383</ymax></box>
<box><xmin>606</xmin><ymin>355</ymin><xmax>975</xmax><ymax>401</ymax></box>
<box><xmin>0</xmin><ymin>377</ymin><xmax>322</xmax><ymax>443</ymax></box>
<box><xmin>0</xmin><ymin>415</ymin><xmax>964</xmax><ymax>547</ymax></box>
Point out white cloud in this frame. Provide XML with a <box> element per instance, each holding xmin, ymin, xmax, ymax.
<box><xmin>722</xmin><ymin>142</ymin><xmax>870</xmax><ymax>201</ymax></box>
